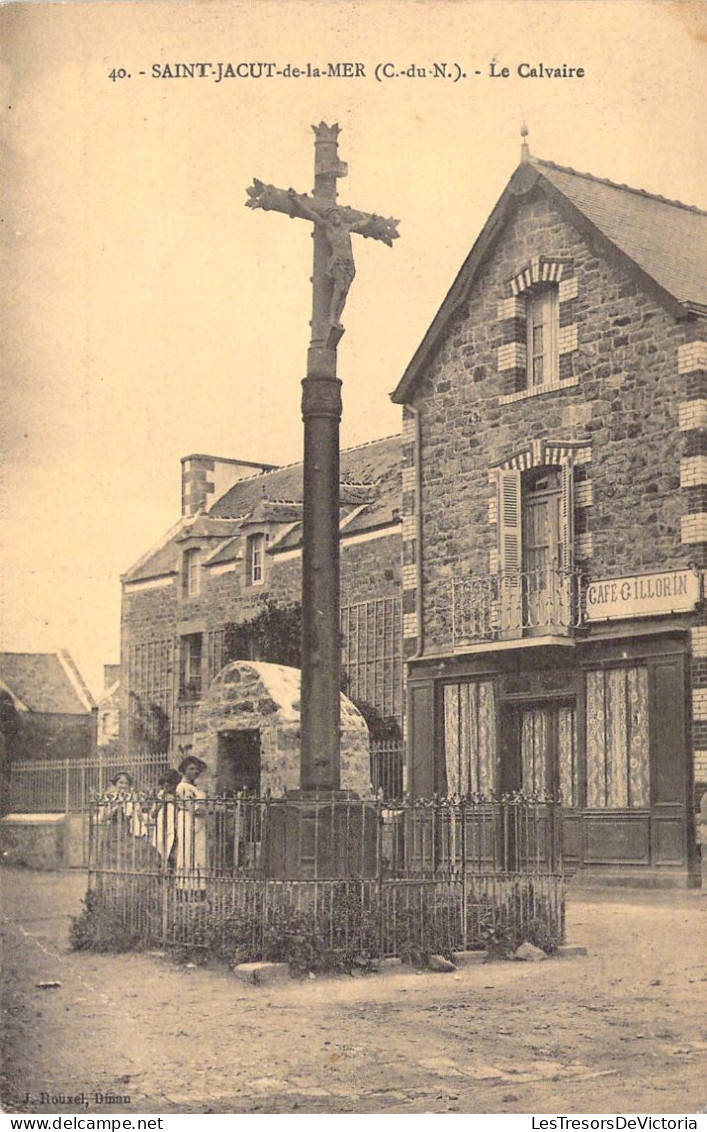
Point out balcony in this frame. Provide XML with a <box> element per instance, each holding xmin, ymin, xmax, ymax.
<box><xmin>452</xmin><ymin>567</ymin><xmax>584</xmax><ymax>648</ymax></box>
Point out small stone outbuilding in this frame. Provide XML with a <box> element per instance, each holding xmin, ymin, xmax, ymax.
<box><xmin>190</xmin><ymin>661</ymin><xmax>371</xmax><ymax>797</ymax></box>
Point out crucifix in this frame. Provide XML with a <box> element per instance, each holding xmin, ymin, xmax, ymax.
<box><xmin>246</xmin><ymin>123</ymin><xmax>399</xmax><ymax>794</ymax></box>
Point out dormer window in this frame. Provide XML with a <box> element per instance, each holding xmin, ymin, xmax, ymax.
<box><xmin>246</xmin><ymin>533</ymin><xmax>268</xmax><ymax>586</ymax></box>
<box><xmin>182</xmin><ymin>548</ymin><xmax>201</xmax><ymax>599</ymax></box>
<box><xmin>526</xmin><ymin>286</ymin><xmax>558</xmax><ymax>389</ymax></box>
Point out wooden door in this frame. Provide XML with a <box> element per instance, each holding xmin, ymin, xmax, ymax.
<box><xmin>522</xmin><ymin>472</ymin><xmax>562</xmax><ymax>632</ymax></box>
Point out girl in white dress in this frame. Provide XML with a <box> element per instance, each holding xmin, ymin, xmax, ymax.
<box><xmin>174</xmin><ymin>755</ymin><xmax>208</xmax><ymax>897</ymax></box>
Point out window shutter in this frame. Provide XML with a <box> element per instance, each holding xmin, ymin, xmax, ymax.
<box><xmin>559</xmin><ymin>461</ymin><xmax>574</xmax><ymax>572</ymax></box>
<box><xmin>497</xmin><ymin>469</ymin><xmax>522</xmax><ymax>636</ymax></box>
<box><xmin>498</xmin><ymin>469</ymin><xmax>522</xmax><ymax>572</ymax></box>
<box><xmin>245</xmin><ymin>536</ymin><xmax>253</xmax><ymax>585</ymax></box>
<box><xmin>557</xmin><ymin>461</ymin><xmax>575</xmax><ymax>631</ymax></box>
<box><xmin>546</xmin><ymin>289</ymin><xmax>559</xmax><ymax>383</ymax></box>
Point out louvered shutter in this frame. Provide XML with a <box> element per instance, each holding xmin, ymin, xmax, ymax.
<box><xmin>558</xmin><ymin>461</ymin><xmax>574</xmax><ymax>630</ymax></box>
<box><xmin>497</xmin><ymin>469</ymin><xmax>522</xmax><ymax>636</ymax></box>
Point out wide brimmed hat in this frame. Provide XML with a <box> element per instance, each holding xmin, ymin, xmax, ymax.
<box><xmin>110</xmin><ymin>771</ymin><xmax>134</xmax><ymax>787</ymax></box>
<box><xmin>177</xmin><ymin>755</ymin><xmax>207</xmax><ymax>775</ymax></box>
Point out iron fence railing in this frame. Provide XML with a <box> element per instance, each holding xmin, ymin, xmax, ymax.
<box><xmin>7</xmin><ymin>752</ymin><xmax>171</xmax><ymax>814</ymax></box>
<box><xmin>84</xmin><ymin>792</ymin><xmax>564</xmax><ymax>958</ymax></box>
<box><xmin>370</xmin><ymin>740</ymin><xmax>405</xmax><ymax>800</ymax></box>
<box><xmin>8</xmin><ymin>743</ymin><xmax>406</xmax><ymax>814</ymax></box>
<box><xmin>452</xmin><ymin>567</ymin><xmax>584</xmax><ymax>645</ymax></box>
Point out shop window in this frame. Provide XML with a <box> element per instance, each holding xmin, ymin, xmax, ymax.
<box><xmin>525</xmin><ymin>287</ymin><xmax>558</xmax><ymax>389</ymax></box>
<box><xmin>179</xmin><ymin>633</ymin><xmax>203</xmax><ymax>700</ymax></box>
<box><xmin>182</xmin><ymin>548</ymin><xmax>201</xmax><ymax>599</ymax></box>
<box><xmin>585</xmin><ymin>667</ymin><xmax>649</xmax><ymax>808</ymax></box>
<box><xmin>443</xmin><ymin>679</ymin><xmax>497</xmax><ymax>796</ymax></box>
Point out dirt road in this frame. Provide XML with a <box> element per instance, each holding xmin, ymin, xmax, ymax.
<box><xmin>1</xmin><ymin>868</ymin><xmax>705</xmax><ymax>1114</ymax></box>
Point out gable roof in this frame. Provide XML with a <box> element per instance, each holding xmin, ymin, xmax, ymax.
<box><xmin>123</xmin><ymin>434</ymin><xmax>402</xmax><ymax>583</ymax></box>
<box><xmin>0</xmin><ymin>651</ymin><xmax>96</xmax><ymax>715</ymax></box>
<box><xmin>392</xmin><ymin>157</ymin><xmax>707</xmax><ymax>403</ymax></box>
<box><xmin>537</xmin><ymin>160</ymin><xmax>707</xmax><ymax>309</ymax></box>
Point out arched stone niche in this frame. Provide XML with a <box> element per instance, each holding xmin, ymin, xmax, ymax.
<box><xmin>190</xmin><ymin>661</ymin><xmax>371</xmax><ymax>797</ymax></box>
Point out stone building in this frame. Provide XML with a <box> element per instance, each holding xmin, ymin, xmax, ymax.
<box><xmin>0</xmin><ymin>651</ymin><xmax>97</xmax><ymax>762</ymax></box>
<box><xmin>120</xmin><ymin>436</ymin><xmax>403</xmax><ymax>759</ymax></box>
<box><xmin>392</xmin><ymin>146</ymin><xmax>707</xmax><ymax>884</ymax></box>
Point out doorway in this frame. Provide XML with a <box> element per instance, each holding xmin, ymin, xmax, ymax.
<box><xmin>216</xmin><ymin>729</ymin><xmax>261</xmax><ymax>795</ymax></box>
<box><xmin>501</xmin><ymin>699</ymin><xmax>578</xmax><ymax>805</ymax></box>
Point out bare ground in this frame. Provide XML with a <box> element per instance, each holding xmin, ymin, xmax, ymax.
<box><xmin>1</xmin><ymin>867</ymin><xmax>705</xmax><ymax>1115</ymax></box>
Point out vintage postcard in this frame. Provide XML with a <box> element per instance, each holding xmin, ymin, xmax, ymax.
<box><xmin>1</xmin><ymin>0</ymin><xmax>706</xmax><ymax>1121</ymax></box>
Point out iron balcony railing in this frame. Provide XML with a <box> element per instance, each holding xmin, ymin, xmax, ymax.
<box><xmin>452</xmin><ymin>567</ymin><xmax>585</xmax><ymax>646</ymax></box>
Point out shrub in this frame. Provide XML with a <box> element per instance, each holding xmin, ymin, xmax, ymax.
<box><xmin>69</xmin><ymin>892</ymin><xmax>143</xmax><ymax>953</ymax></box>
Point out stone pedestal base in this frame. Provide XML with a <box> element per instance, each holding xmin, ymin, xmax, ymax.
<box><xmin>264</xmin><ymin>792</ymin><xmax>379</xmax><ymax>879</ymax></box>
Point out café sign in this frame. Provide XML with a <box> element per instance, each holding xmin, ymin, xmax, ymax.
<box><xmin>585</xmin><ymin>568</ymin><xmax>701</xmax><ymax>622</ymax></box>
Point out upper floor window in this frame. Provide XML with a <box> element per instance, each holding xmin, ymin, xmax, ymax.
<box><xmin>525</xmin><ymin>287</ymin><xmax>558</xmax><ymax>389</ymax></box>
<box><xmin>182</xmin><ymin>548</ymin><xmax>201</xmax><ymax>599</ymax></box>
<box><xmin>179</xmin><ymin>632</ymin><xmax>203</xmax><ymax>700</ymax></box>
<box><xmin>246</xmin><ymin>533</ymin><xmax>267</xmax><ymax>586</ymax></box>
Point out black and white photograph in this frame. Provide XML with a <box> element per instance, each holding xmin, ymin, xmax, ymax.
<box><xmin>1</xmin><ymin>0</ymin><xmax>705</xmax><ymax>1121</ymax></box>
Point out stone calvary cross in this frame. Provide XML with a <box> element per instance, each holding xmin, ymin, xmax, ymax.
<box><xmin>246</xmin><ymin>122</ymin><xmax>399</xmax><ymax>794</ymax></box>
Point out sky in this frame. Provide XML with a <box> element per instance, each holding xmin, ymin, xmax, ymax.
<box><xmin>1</xmin><ymin>0</ymin><xmax>706</xmax><ymax>697</ymax></box>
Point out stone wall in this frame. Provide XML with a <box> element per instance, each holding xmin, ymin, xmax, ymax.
<box><xmin>190</xmin><ymin>661</ymin><xmax>371</xmax><ymax>797</ymax></box>
<box><xmin>408</xmin><ymin>189</ymin><xmax>693</xmax><ymax>651</ymax></box>
<box><xmin>0</xmin><ymin>814</ymin><xmax>67</xmax><ymax>868</ymax></box>
<box><xmin>120</xmin><ymin>528</ymin><xmax>403</xmax><ymax>749</ymax></box>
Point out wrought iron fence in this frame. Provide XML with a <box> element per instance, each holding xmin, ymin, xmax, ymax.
<box><xmin>452</xmin><ymin>567</ymin><xmax>584</xmax><ymax>645</ymax></box>
<box><xmin>370</xmin><ymin>740</ymin><xmax>405</xmax><ymax>799</ymax></box>
<box><xmin>7</xmin><ymin>752</ymin><xmax>171</xmax><ymax>814</ymax></box>
<box><xmin>8</xmin><ymin>744</ymin><xmax>405</xmax><ymax>813</ymax></box>
<box><xmin>83</xmin><ymin>792</ymin><xmax>564</xmax><ymax>960</ymax></box>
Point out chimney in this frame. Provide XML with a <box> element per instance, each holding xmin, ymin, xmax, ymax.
<box><xmin>103</xmin><ymin>664</ymin><xmax>120</xmax><ymax>691</ymax></box>
<box><xmin>181</xmin><ymin>454</ymin><xmax>279</xmax><ymax>516</ymax></box>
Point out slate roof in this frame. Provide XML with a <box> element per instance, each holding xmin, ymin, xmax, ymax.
<box><xmin>0</xmin><ymin>651</ymin><xmax>96</xmax><ymax>715</ymax></box>
<box><xmin>124</xmin><ymin>434</ymin><xmax>402</xmax><ymax>582</ymax></box>
<box><xmin>537</xmin><ymin>160</ymin><xmax>707</xmax><ymax>310</ymax></box>
<box><xmin>392</xmin><ymin>157</ymin><xmax>707</xmax><ymax>403</ymax></box>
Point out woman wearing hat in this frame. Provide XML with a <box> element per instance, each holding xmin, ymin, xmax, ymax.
<box><xmin>150</xmin><ymin>768</ymin><xmax>182</xmax><ymax>869</ymax></box>
<box><xmin>175</xmin><ymin>754</ymin><xmax>208</xmax><ymax>897</ymax></box>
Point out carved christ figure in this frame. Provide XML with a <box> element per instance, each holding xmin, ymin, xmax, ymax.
<box><xmin>288</xmin><ymin>190</ymin><xmax>360</xmax><ymax>329</ymax></box>
<box><xmin>245</xmin><ymin>178</ymin><xmax>399</xmax><ymax>334</ymax></box>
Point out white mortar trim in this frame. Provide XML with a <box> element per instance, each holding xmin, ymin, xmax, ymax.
<box><xmin>100</xmin><ymin>680</ymin><xmax>120</xmax><ymax>702</ymax></box>
<box><xmin>499</xmin><ymin>376</ymin><xmax>579</xmax><ymax>405</ymax></box>
<box><xmin>493</xmin><ymin>438</ymin><xmax>584</xmax><ymax>472</ymax></box>
<box><xmin>123</xmin><ymin>574</ymin><xmax>176</xmax><ymax>593</ymax></box>
<box><xmin>0</xmin><ymin>678</ymin><xmax>29</xmax><ymax>712</ymax></box>
<box><xmin>57</xmin><ymin>650</ymin><xmax>95</xmax><ymax>713</ymax></box>
<box><xmin>207</xmin><ymin>561</ymin><xmax>239</xmax><ymax>577</ymax></box>
<box><xmin>339</xmin><ymin>505</ymin><xmax>368</xmax><ymax>532</ymax></box>
<box><xmin>202</xmin><ymin>535</ymin><xmax>241</xmax><ymax>565</ymax></box>
<box><xmin>509</xmin><ymin>257</ymin><xmax>566</xmax><ymax>294</ymax></box>
<box><xmin>122</xmin><ymin>515</ymin><xmax>195</xmax><ymax>581</ymax></box>
<box><xmin>272</xmin><ymin>521</ymin><xmax>401</xmax><ymax>562</ymax></box>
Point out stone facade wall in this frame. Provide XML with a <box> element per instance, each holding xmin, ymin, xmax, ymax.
<box><xmin>120</xmin><ymin>528</ymin><xmax>403</xmax><ymax>750</ymax></box>
<box><xmin>408</xmin><ymin>189</ymin><xmax>694</xmax><ymax>652</ymax></box>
